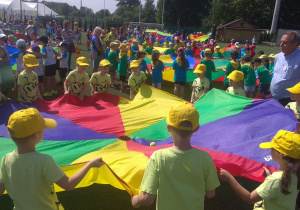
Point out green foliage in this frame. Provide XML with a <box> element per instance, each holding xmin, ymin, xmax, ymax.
<box><xmin>114</xmin><ymin>5</ymin><xmax>140</xmax><ymax>22</ymax></box>
<box><xmin>141</xmin><ymin>0</ymin><xmax>157</xmax><ymax>23</ymax></box>
<box><xmin>84</xmin><ymin>18</ymin><xmax>87</xmax><ymax>31</ymax></box>
<box><xmin>115</xmin><ymin>0</ymin><xmax>140</xmax><ymax>9</ymax></box>
<box><xmin>95</xmin><ymin>9</ymin><xmax>111</xmax><ymax>19</ymax></box>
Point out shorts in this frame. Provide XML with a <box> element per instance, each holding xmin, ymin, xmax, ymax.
<box><xmin>92</xmin><ymin>52</ymin><xmax>101</xmax><ymax>69</ymax></box>
<box><xmin>56</xmin><ymin>59</ymin><xmax>60</xmax><ymax>70</ymax></box>
<box><xmin>45</xmin><ymin>64</ymin><xmax>57</xmax><ymax>76</ymax></box>
<box><xmin>38</xmin><ymin>76</ymin><xmax>44</xmax><ymax>83</ymax></box>
<box><xmin>59</xmin><ymin>68</ymin><xmax>68</xmax><ymax>79</ymax></box>
<box><xmin>175</xmin><ymin>81</ymin><xmax>185</xmax><ymax>86</ymax></box>
<box><xmin>259</xmin><ymin>84</ymin><xmax>270</xmax><ymax>94</ymax></box>
<box><xmin>244</xmin><ymin>85</ymin><xmax>255</xmax><ymax>92</ymax></box>
<box><xmin>120</xmin><ymin>75</ymin><xmax>126</xmax><ymax>82</ymax></box>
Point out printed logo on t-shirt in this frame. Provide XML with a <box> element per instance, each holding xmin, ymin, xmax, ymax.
<box><xmin>21</xmin><ymin>76</ymin><xmax>38</xmax><ymax>101</ymax></box>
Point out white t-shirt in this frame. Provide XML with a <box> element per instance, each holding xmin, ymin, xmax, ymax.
<box><xmin>60</xmin><ymin>51</ymin><xmax>69</xmax><ymax>68</ymax></box>
<box><xmin>17</xmin><ymin>51</ymin><xmax>25</xmax><ymax>73</ymax></box>
<box><xmin>42</xmin><ymin>46</ymin><xmax>55</xmax><ymax>66</ymax></box>
<box><xmin>34</xmin><ymin>57</ymin><xmax>44</xmax><ymax>76</ymax></box>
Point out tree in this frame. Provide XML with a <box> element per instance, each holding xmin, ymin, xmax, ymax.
<box><xmin>114</xmin><ymin>5</ymin><xmax>140</xmax><ymax>22</ymax></box>
<box><xmin>95</xmin><ymin>9</ymin><xmax>111</xmax><ymax>19</ymax></box>
<box><xmin>142</xmin><ymin>0</ymin><xmax>156</xmax><ymax>23</ymax></box>
<box><xmin>115</xmin><ymin>0</ymin><xmax>140</xmax><ymax>9</ymax></box>
<box><xmin>84</xmin><ymin>18</ymin><xmax>87</xmax><ymax>31</ymax></box>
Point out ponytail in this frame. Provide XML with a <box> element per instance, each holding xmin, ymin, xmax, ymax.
<box><xmin>281</xmin><ymin>156</ymin><xmax>300</xmax><ymax>194</ymax></box>
<box><xmin>178</xmin><ymin>50</ymin><xmax>186</xmax><ymax>69</ymax></box>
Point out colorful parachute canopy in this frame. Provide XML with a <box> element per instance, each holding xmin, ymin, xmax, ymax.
<box><xmin>145</xmin><ymin>29</ymin><xmax>173</xmax><ymax>44</ymax></box>
<box><xmin>189</xmin><ymin>32</ymin><xmax>211</xmax><ymax>42</ymax></box>
<box><xmin>0</xmin><ymin>85</ymin><xmax>298</xmax><ymax>196</ymax></box>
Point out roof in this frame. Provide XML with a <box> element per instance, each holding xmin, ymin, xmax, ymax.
<box><xmin>217</xmin><ymin>19</ymin><xmax>260</xmax><ymax>30</ymax></box>
<box><xmin>221</xmin><ymin>27</ymin><xmax>265</xmax><ymax>31</ymax></box>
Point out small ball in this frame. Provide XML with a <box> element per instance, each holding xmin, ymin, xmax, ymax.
<box><xmin>150</xmin><ymin>142</ymin><xmax>156</xmax><ymax>147</ymax></box>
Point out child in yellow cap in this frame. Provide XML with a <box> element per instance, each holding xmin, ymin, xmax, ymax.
<box><xmin>0</xmin><ymin>108</ymin><xmax>104</xmax><ymax>209</ymax></box>
<box><xmin>145</xmin><ymin>41</ymin><xmax>154</xmax><ymax>55</ymax></box>
<box><xmin>108</xmin><ymin>42</ymin><xmax>119</xmax><ymax>87</ymax></box>
<box><xmin>226</xmin><ymin>70</ymin><xmax>246</xmax><ymax>97</ymax></box>
<box><xmin>240</xmin><ymin>56</ymin><xmax>256</xmax><ymax>98</ymax></box>
<box><xmin>199</xmin><ymin>48</ymin><xmax>217</xmax><ymax>85</ymax></box>
<box><xmin>18</xmin><ymin>54</ymin><xmax>43</xmax><ymax>102</ymax></box>
<box><xmin>128</xmin><ymin>60</ymin><xmax>147</xmax><ymax>100</ymax></box>
<box><xmin>131</xmin><ymin>102</ymin><xmax>220</xmax><ymax>209</ymax></box>
<box><xmin>212</xmin><ymin>46</ymin><xmax>223</xmax><ymax>58</ymax></box>
<box><xmin>220</xmin><ymin>130</ymin><xmax>300</xmax><ymax>209</ymax></box>
<box><xmin>259</xmin><ymin>54</ymin><xmax>269</xmax><ymax>69</ymax></box>
<box><xmin>90</xmin><ymin>59</ymin><xmax>112</xmax><ymax>95</ymax></box>
<box><xmin>222</xmin><ymin>51</ymin><xmax>241</xmax><ymax>90</ymax></box>
<box><xmin>151</xmin><ymin>49</ymin><xmax>165</xmax><ymax>89</ymax></box>
<box><xmin>268</xmin><ymin>54</ymin><xmax>275</xmax><ymax>76</ymax></box>
<box><xmin>136</xmin><ymin>49</ymin><xmax>150</xmax><ymax>75</ymax></box>
<box><xmin>286</xmin><ymin>82</ymin><xmax>300</xmax><ymax>121</ymax></box>
<box><xmin>64</xmin><ymin>56</ymin><xmax>90</xmax><ymax>100</ymax></box>
<box><xmin>117</xmin><ymin>43</ymin><xmax>129</xmax><ymax>93</ymax></box>
<box><xmin>131</xmin><ymin>39</ymin><xmax>139</xmax><ymax>59</ymax></box>
<box><xmin>191</xmin><ymin>64</ymin><xmax>210</xmax><ymax>103</ymax></box>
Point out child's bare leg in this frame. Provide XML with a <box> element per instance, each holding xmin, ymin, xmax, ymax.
<box><xmin>157</xmin><ymin>83</ymin><xmax>161</xmax><ymax>89</ymax></box>
<box><xmin>180</xmin><ymin>86</ymin><xmax>185</xmax><ymax>99</ymax></box>
<box><xmin>174</xmin><ymin>84</ymin><xmax>179</xmax><ymax>96</ymax></box>
<box><xmin>51</xmin><ymin>76</ymin><xmax>57</xmax><ymax>91</ymax></box>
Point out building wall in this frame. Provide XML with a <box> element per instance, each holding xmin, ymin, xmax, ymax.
<box><xmin>228</xmin><ymin>20</ymin><xmax>257</xmax><ymax>29</ymax></box>
<box><xmin>220</xmin><ymin>29</ymin><xmax>263</xmax><ymax>42</ymax></box>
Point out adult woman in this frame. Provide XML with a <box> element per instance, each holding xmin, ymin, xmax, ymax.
<box><xmin>118</xmin><ymin>26</ymin><xmax>127</xmax><ymax>43</ymax></box>
<box><xmin>91</xmin><ymin>27</ymin><xmax>103</xmax><ymax>73</ymax></box>
<box><xmin>62</xmin><ymin>20</ymin><xmax>74</xmax><ymax>71</ymax></box>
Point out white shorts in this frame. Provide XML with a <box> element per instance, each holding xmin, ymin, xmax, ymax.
<box><xmin>244</xmin><ymin>86</ymin><xmax>255</xmax><ymax>92</ymax></box>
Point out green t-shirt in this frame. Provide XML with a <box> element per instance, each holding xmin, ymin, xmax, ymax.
<box><xmin>269</xmin><ymin>62</ymin><xmax>274</xmax><ymax>72</ymax></box>
<box><xmin>192</xmin><ymin>77</ymin><xmax>210</xmax><ymax>102</ymax></box>
<box><xmin>142</xmin><ymin>42</ymin><xmax>148</xmax><ymax>49</ymax></box>
<box><xmin>145</xmin><ymin>47</ymin><xmax>154</xmax><ymax>55</ymax></box>
<box><xmin>223</xmin><ymin>61</ymin><xmax>241</xmax><ymax>85</ymax></box>
<box><xmin>90</xmin><ymin>73</ymin><xmax>111</xmax><ymax>93</ymax></box>
<box><xmin>108</xmin><ymin>51</ymin><xmax>118</xmax><ymax>72</ymax></box>
<box><xmin>199</xmin><ymin>59</ymin><xmax>216</xmax><ymax>83</ymax></box>
<box><xmin>256</xmin><ymin>66</ymin><xmax>272</xmax><ymax>85</ymax></box>
<box><xmin>226</xmin><ymin>87</ymin><xmax>246</xmax><ymax>97</ymax></box>
<box><xmin>140</xmin><ymin>147</ymin><xmax>220</xmax><ymax>210</ymax></box>
<box><xmin>255</xmin><ymin>171</ymin><xmax>298</xmax><ymax>210</ymax></box>
<box><xmin>17</xmin><ymin>70</ymin><xmax>39</xmax><ymax>102</ymax></box>
<box><xmin>154</xmin><ymin>42</ymin><xmax>162</xmax><ymax>47</ymax></box>
<box><xmin>66</xmin><ymin>69</ymin><xmax>89</xmax><ymax>97</ymax></box>
<box><xmin>163</xmin><ymin>42</ymin><xmax>170</xmax><ymax>48</ymax></box>
<box><xmin>128</xmin><ymin>72</ymin><xmax>147</xmax><ymax>100</ymax></box>
<box><xmin>212</xmin><ymin>52</ymin><xmax>223</xmax><ymax>58</ymax></box>
<box><xmin>285</xmin><ymin>102</ymin><xmax>300</xmax><ymax>121</ymax></box>
<box><xmin>164</xmin><ymin>48</ymin><xmax>175</xmax><ymax>55</ymax></box>
<box><xmin>241</xmin><ymin>64</ymin><xmax>256</xmax><ymax>86</ymax></box>
<box><xmin>0</xmin><ymin>151</ymin><xmax>65</xmax><ymax>210</ymax></box>
<box><xmin>174</xmin><ymin>45</ymin><xmax>180</xmax><ymax>52</ymax></box>
<box><xmin>117</xmin><ymin>55</ymin><xmax>128</xmax><ymax>76</ymax></box>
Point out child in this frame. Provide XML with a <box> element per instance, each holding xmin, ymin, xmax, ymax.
<box><xmin>173</xmin><ymin>47</ymin><xmax>190</xmax><ymax>99</ymax></box>
<box><xmin>243</xmin><ymin>47</ymin><xmax>250</xmax><ymax>58</ymax></box>
<box><xmin>117</xmin><ymin>43</ymin><xmax>129</xmax><ymax>93</ymax></box>
<box><xmin>7</xmin><ymin>34</ymin><xmax>16</xmax><ymax>47</ymax></box>
<box><xmin>56</xmin><ymin>42</ymin><xmax>69</xmax><ymax>85</ymax></box>
<box><xmin>200</xmin><ymin>48</ymin><xmax>217</xmax><ymax>85</ymax></box>
<box><xmin>30</xmin><ymin>32</ymin><xmax>39</xmax><ymax>47</ymax></box>
<box><xmin>78</xmin><ymin>28</ymin><xmax>82</xmax><ymax>45</ymax></box>
<box><xmin>15</xmin><ymin>39</ymin><xmax>28</xmax><ymax>75</ymax></box>
<box><xmin>64</xmin><ymin>56</ymin><xmax>89</xmax><ymax>100</ymax></box>
<box><xmin>154</xmin><ymin>37</ymin><xmax>162</xmax><ymax>47</ymax></box>
<box><xmin>269</xmin><ymin>54</ymin><xmax>275</xmax><ymax>76</ymax></box>
<box><xmin>254</xmin><ymin>58</ymin><xmax>272</xmax><ymax>99</ymax></box>
<box><xmin>163</xmin><ymin>37</ymin><xmax>170</xmax><ymax>48</ymax></box>
<box><xmin>17</xmin><ymin>54</ymin><xmax>43</xmax><ymax>102</ymax></box>
<box><xmin>90</xmin><ymin>59</ymin><xmax>112</xmax><ymax>94</ymax></box>
<box><xmin>128</xmin><ymin>60</ymin><xmax>147</xmax><ymax>100</ymax></box>
<box><xmin>143</xmin><ymin>36</ymin><xmax>149</xmax><ymax>49</ymax></box>
<box><xmin>191</xmin><ymin>64</ymin><xmax>210</xmax><ymax>103</ymax></box>
<box><xmin>131</xmin><ymin>39</ymin><xmax>139</xmax><ymax>59</ymax></box>
<box><xmin>222</xmin><ymin>51</ymin><xmax>241</xmax><ymax>90</ymax></box>
<box><xmin>108</xmin><ymin>42</ymin><xmax>119</xmax><ymax>87</ymax></box>
<box><xmin>250</xmin><ymin>42</ymin><xmax>256</xmax><ymax>59</ymax></box>
<box><xmin>136</xmin><ymin>49</ymin><xmax>150</xmax><ymax>75</ymax></box>
<box><xmin>240</xmin><ymin>56</ymin><xmax>255</xmax><ymax>98</ymax></box>
<box><xmin>131</xmin><ymin>102</ymin><xmax>220</xmax><ymax>209</ymax></box>
<box><xmin>145</xmin><ymin>41</ymin><xmax>154</xmax><ymax>55</ymax></box>
<box><xmin>184</xmin><ymin>43</ymin><xmax>193</xmax><ymax>57</ymax></box>
<box><xmin>220</xmin><ymin>130</ymin><xmax>300</xmax><ymax>210</ymax></box>
<box><xmin>39</xmin><ymin>36</ymin><xmax>58</xmax><ymax>97</ymax></box>
<box><xmin>25</xmin><ymin>20</ymin><xmax>34</xmax><ymax>45</ymax></box>
<box><xmin>86</xmin><ymin>28</ymin><xmax>92</xmax><ymax>50</ymax></box>
<box><xmin>286</xmin><ymin>82</ymin><xmax>300</xmax><ymax>121</ymax></box>
<box><xmin>259</xmin><ymin>54</ymin><xmax>269</xmax><ymax>69</ymax></box>
<box><xmin>212</xmin><ymin>45</ymin><xmax>223</xmax><ymax>58</ymax></box>
<box><xmin>163</xmin><ymin>43</ymin><xmax>175</xmax><ymax>55</ymax></box>
<box><xmin>31</xmin><ymin>46</ymin><xmax>45</xmax><ymax>96</ymax></box>
<box><xmin>234</xmin><ymin>45</ymin><xmax>241</xmax><ymax>59</ymax></box>
<box><xmin>0</xmin><ymin>108</ymin><xmax>104</xmax><ymax>209</ymax></box>
<box><xmin>226</xmin><ymin>70</ymin><xmax>246</xmax><ymax>97</ymax></box>
<box><xmin>151</xmin><ymin>49</ymin><xmax>165</xmax><ymax>89</ymax></box>
<box><xmin>174</xmin><ymin>39</ymin><xmax>181</xmax><ymax>52</ymax></box>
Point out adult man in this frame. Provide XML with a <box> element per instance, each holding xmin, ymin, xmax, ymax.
<box><xmin>270</xmin><ymin>31</ymin><xmax>300</xmax><ymax>106</ymax></box>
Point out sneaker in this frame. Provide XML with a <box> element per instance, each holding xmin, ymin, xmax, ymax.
<box><xmin>44</xmin><ymin>92</ymin><xmax>52</xmax><ymax>97</ymax></box>
<box><xmin>51</xmin><ymin>90</ymin><xmax>58</xmax><ymax>94</ymax></box>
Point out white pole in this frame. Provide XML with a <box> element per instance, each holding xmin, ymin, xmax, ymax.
<box><xmin>270</xmin><ymin>0</ymin><xmax>282</xmax><ymax>34</ymax></box>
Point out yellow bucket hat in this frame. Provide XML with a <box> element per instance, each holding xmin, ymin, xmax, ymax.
<box><xmin>193</xmin><ymin>64</ymin><xmax>207</xmax><ymax>74</ymax></box>
<box><xmin>99</xmin><ymin>59</ymin><xmax>113</xmax><ymax>67</ymax></box>
<box><xmin>132</xmin><ymin>39</ymin><xmax>138</xmax><ymax>44</ymax></box>
<box><xmin>204</xmin><ymin>48</ymin><xmax>212</xmax><ymax>53</ymax></box>
<box><xmin>260</xmin><ymin>130</ymin><xmax>300</xmax><ymax>159</ymax></box>
<box><xmin>119</xmin><ymin>44</ymin><xmax>128</xmax><ymax>52</ymax></box>
<box><xmin>130</xmin><ymin>60</ymin><xmax>141</xmax><ymax>69</ymax></box>
<box><xmin>110</xmin><ymin>42</ymin><xmax>118</xmax><ymax>48</ymax></box>
<box><xmin>259</xmin><ymin>54</ymin><xmax>268</xmax><ymax>59</ymax></box>
<box><xmin>138</xmin><ymin>49</ymin><xmax>147</xmax><ymax>54</ymax></box>
<box><xmin>166</xmin><ymin>102</ymin><xmax>199</xmax><ymax>131</ymax></box>
<box><xmin>7</xmin><ymin>108</ymin><xmax>57</xmax><ymax>138</ymax></box>
<box><xmin>227</xmin><ymin>70</ymin><xmax>244</xmax><ymax>82</ymax></box>
<box><xmin>152</xmin><ymin>49</ymin><xmax>160</xmax><ymax>54</ymax></box>
<box><xmin>76</xmin><ymin>57</ymin><xmax>90</xmax><ymax>66</ymax></box>
<box><xmin>23</xmin><ymin>54</ymin><xmax>39</xmax><ymax>67</ymax></box>
<box><xmin>286</xmin><ymin>82</ymin><xmax>300</xmax><ymax>94</ymax></box>
<box><xmin>215</xmin><ymin>45</ymin><xmax>221</xmax><ymax>49</ymax></box>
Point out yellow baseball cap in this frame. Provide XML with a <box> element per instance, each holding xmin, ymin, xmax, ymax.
<box><xmin>138</xmin><ymin>49</ymin><xmax>147</xmax><ymax>54</ymax></box>
<box><xmin>130</xmin><ymin>60</ymin><xmax>141</xmax><ymax>69</ymax></box>
<box><xmin>166</xmin><ymin>102</ymin><xmax>199</xmax><ymax>131</ymax></box>
<box><xmin>119</xmin><ymin>44</ymin><xmax>127</xmax><ymax>52</ymax></box>
<box><xmin>23</xmin><ymin>54</ymin><xmax>39</xmax><ymax>67</ymax></box>
<box><xmin>132</xmin><ymin>39</ymin><xmax>138</xmax><ymax>43</ymax></box>
<box><xmin>227</xmin><ymin>70</ymin><xmax>244</xmax><ymax>82</ymax></box>
<box><xmin>286</xmin><ymin>82</ymin><xmax>300</xmax><ymax>94</ymax></box>
<box><xmin>193</xmin><ymin>64</ymin><xmax>206</xmax><ymax>74</ymax></box>
<box><xmin>259</xmin><ymin>54</ymin><xmax>268</xmax><ymax>59</ymax></box>
<box><xmin>7</xmin><ymin>108</ymin><xmax>57</xmax><ymax>138</ymax></box>
<box><xmin>216</xmin><ymin>45</ymin><xmax>221</xmax><ymax>49</ymax></box>
<box><xmin>152</xmin><ymin>49</ymin><xmax>160</xmax><ymax>54</ymax></box>
<box><xmin>259</xmin><ymin>130</ymin><xmax>300</xmax><ymax>159</ymax></box>
<box><xmin>76</xmin><ymin>57</ymin><xmax>90</xmax><ymax>66</ymax></box>
<box><xmin>110</xmin><ymin>42</ymin><xmax>118</xmax><ymax>48</ymax></box>
<box><xmin>99</xmin><ymin>59</ymin><xmax>113</xmax><ymax>67</ymax></box>
<box><xmin>204</xmin><ymin>48</ymin><xmax>212</xmax><ymax>53</ymax></box>
<box><xmin>235</xmin><ymin>45</ymin><xmax>240</xmax><ymax>49</ymax></box>
<box><xmin>268</xmin><ymin>54</ymin><xmax>274</xmax><ymax>58</ymax></box>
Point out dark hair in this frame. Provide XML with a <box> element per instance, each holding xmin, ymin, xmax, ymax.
<box><xmin>136</xmin><ymin>51</ymin><xmax>146</xmax><ymax>60</ymax></box>
<box><xmin>178</xmin><ymin>49</ymin><xmax>186</xmax><ymax>69</ymax></box>
<box><xmin>230</xmin><ymin>51</ymin><xmax>238</xmax><ymax>59</ymax></box>
<box><xmin>244</xmin><ymin>47</ymin><xmax>250</xmax><ymax>51</ymax></box>
<box><xmin>38</xmin><ymin>36</ymin><xmax>48</xmax><ymax>45</ymax></box>
<box><xmin>243</xmin><ymin>55</ymin><xmax>251</xmax><ymax>62</ymax></box>
<box><xmin>253</xmin><ymin>58</ymin><xmax>262</xmax><ymax>63</ymax></box>
<box><xmin>258</xmin><ymin>50</ymin><xmax>264</xmax><ymax>55</ymax></box>
<box><xmin>170</xmin><ymin>121</ymin><xmax>195</xmax><ymax>138</ymax></box>
<box><xmin>281</xmin><ymin>155</ymin><xmax>300</xmax><ymax>194</ymax></box>
<box><xmin>151</xmin><ymin>52</ymin><xmax>159</xmax><ymax>63</ymax></box>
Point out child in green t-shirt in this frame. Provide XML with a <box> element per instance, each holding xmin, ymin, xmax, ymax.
<box><xmin>131</xmin><ymin>102</ymin><xmax>220</xmax><ymax>209</ymax></box>
<box><xmin>145</xmin><ymin>41</ymin><xmax>154</xmax><ymax>55</ymax></box>
<box><xmin>191</xmin><ymin>64</ymin><xmax>210</xmax><ymax>103</ymax></box>
<box><xmin>240</xmin><ymin>56</ymin><xmax>256</xmax><ymax>98</ymax></box>
<box><xmin>226</xmin><ymin>70</ymin><xmax>246</xmax><ymax>97</ymax></box>
<box><xmin>154</xmin><ymin>37</ymin><xmax>162</xmax><ymax>47</ymax></box>
<box><xmin>254</xmin><ymin>58</ymin><xmax>272</xmax><ymax>99</ymax></box>
<box><xmin>117</xmin><ymin>43</ymin><xmax>129</xmax><ymax>93</ymax></box>
<box><xmin>268</xmin><ymin>54</ymin><xmax>275</xmax><ymax>76</ymax></box>
<box><xmin>163</xmin><ymin>37</ymin><xmax>170</xmax><ymax>48</ymax></box>
<box><xmin>212</xmin><ymin>46</ymin><xmax>223</xmax><ymax>58</ymax></box>
<box><xmin>143</xmin><ymin>36</ymin><xmax>149</xmax><ymax>49</ymax></box>
<box><xmin>220</xmin><ymin>130</ymin><xmax>300</xmax><ymax>210</ymax></box>
<box><xmin>128</xmin><ymin>60</ymin><xmax>147</xmax><ymax>100</ymax></box>
<box><xmin>163</xmin><ymin>43</ymin><xmax>175</xmax><ymax>55</ymax></box>
<box><xmin>285</xmin><ymin>82</ymin><xmax>300</xmax><ymax>121</ymax></box>
<box><xmin>222</xmin><ymin>51</ymin><xmax>241</xmax><ymax>90</ymax></box>
<box><xmin>108</xmin><ymin>42</ymin><xmax>119</xmax><ymax>87</ymax></box>
<box><xmin>90</xmin><ymin>59</ymin><xmax>112</xmax><ymax>94</ymax></box>
<box><xmin>199</xmin><ymin>48</ymin><xmax>217</xmax><ymax>85</ymax></box>
<box><xmin>0</xmin><ymin>108</ymin><xmax>104</xmax><ymax>209</ymax></box>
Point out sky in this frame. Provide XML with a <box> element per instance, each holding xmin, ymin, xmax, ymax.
<box><xmin>46</xmin><ymin>0</ymin><xmax>158</xmax><ymax>13</ymax></box>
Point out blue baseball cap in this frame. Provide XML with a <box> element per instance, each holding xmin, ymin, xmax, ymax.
<box><xmin>32</xmin><ymin>46</ymin><xmax>40</xmax><ymax>52</ymax></box>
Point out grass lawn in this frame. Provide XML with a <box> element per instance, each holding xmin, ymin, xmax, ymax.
<box><xmin>0</xmin><ymin>30</ymin><xmax>281</xmax><ymax>209</ymax></box>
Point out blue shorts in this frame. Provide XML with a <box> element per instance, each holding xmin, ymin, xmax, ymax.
<box><xmin>259</xmin><ymin>84</ymin><xmax>270</xmax><ymax>93</ymax></box>
<box><xmin>244</xmin><ymin>86</ymin><xmax>255</xmax><ymax>92</ymax></box>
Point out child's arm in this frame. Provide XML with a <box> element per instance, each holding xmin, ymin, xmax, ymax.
<box><xmin>79</xmin><ymin>83</ymin><xmax>88</xmax><ymax>101</ymax></box>
<box><xmin>64</xmin><ymin>80</ymin><xmax>69</xmax><ymax>94</ymax></box>
<box><xmin>130</xmin><ymin>85</ymin><xmax>135</xmax><ymax>99</ymax></box>
<box><xmin>222</xmin><ymin>67</ymin><xmax>228</xmax><ymax>73</ymax></box>
<box><xmin>0</xmin><ymin>183</ymin><xmax>5</xmax><ymax>196</ymax></box>
<box><xmin>41</xmin><ymin>47</ymin><xmax>47</xmax><ymax>59</ymax></box>
<box><xmin>191</xmin><ymin>88</ymin><xmax>195</xmax><ymax>103</ymax></box>
<box><xmin>90</xmin><ymin>83</ymin><xmax>96</xmax><ymax>94</ymax></box>
<box><xmin>1</xmin><ymin>92</ymin><xmax>11</xmax><ymax>102</ymax></box>
<box><xmin>131</xmin><ymin>192</ymin><xmax>156</xmax><ymax>208</ymax></box>
<box><xmin>219</xmin><ymin>169</ymin><xmax>262</xmax><ymax>204</ymax></box>
<box><xmin>56</xmin><ymin>157</ymin><xmax>104</xmax><ymax>191</ymax></box>
<box><xmin>56</xmin><ymin>55</ymin><xmax>63</xmax><ymax>61</ymax></box>
<box><xmin>18</xmin><ymin>85</ymin><xmax>31</xmax><ymax>103</ymax></box>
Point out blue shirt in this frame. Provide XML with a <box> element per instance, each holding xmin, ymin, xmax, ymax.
<box><xmin>150</xmin><ymin>37</ymin><xmax>156</xmax><ymax>44</ymax></box>
<box><xmin>91</xmin><ymin>35</ymin><xmax>102</xmax><ymax>53</ymax></box>
<box><xmin>172</xmin><ymin>59</ymin><xmax>190</xmax><ymax>82</ymax></box>
<box><xmin>131</xmin><ymin>45</ymin><xmax>139</xmax><ymax>59</ymax></box>
<box><xmin>185</xmin><ymin>49</ymin><xmax>193</xmax><ymax>57</ymax></box>
<box><xmin>152</xmin><ymin>62</ymin><xmax>165</xmax><ymax>84</ymax></box>
<box><xmin>200</xmin><ymin>51</ymin><xmax>205</xmax><ymax>58</ymax></box>
<box><xmin>140</xmin><ymin>60</ymin><xmax>148</xmax><ymax>73</ymax></box>
<box><xmin>139</xmin><ymin>35</ymin><xmax>143</xmax><ymax>45</ymax></box>
<box><xmin>271</xmin><ymin>49</ymin><xmax>300</xmax><ymax>99</ymax></box>
<box><xmin>105</xmin><ymin>47</ymin><xmax>110</xmax><ymax>59</ymax></box>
